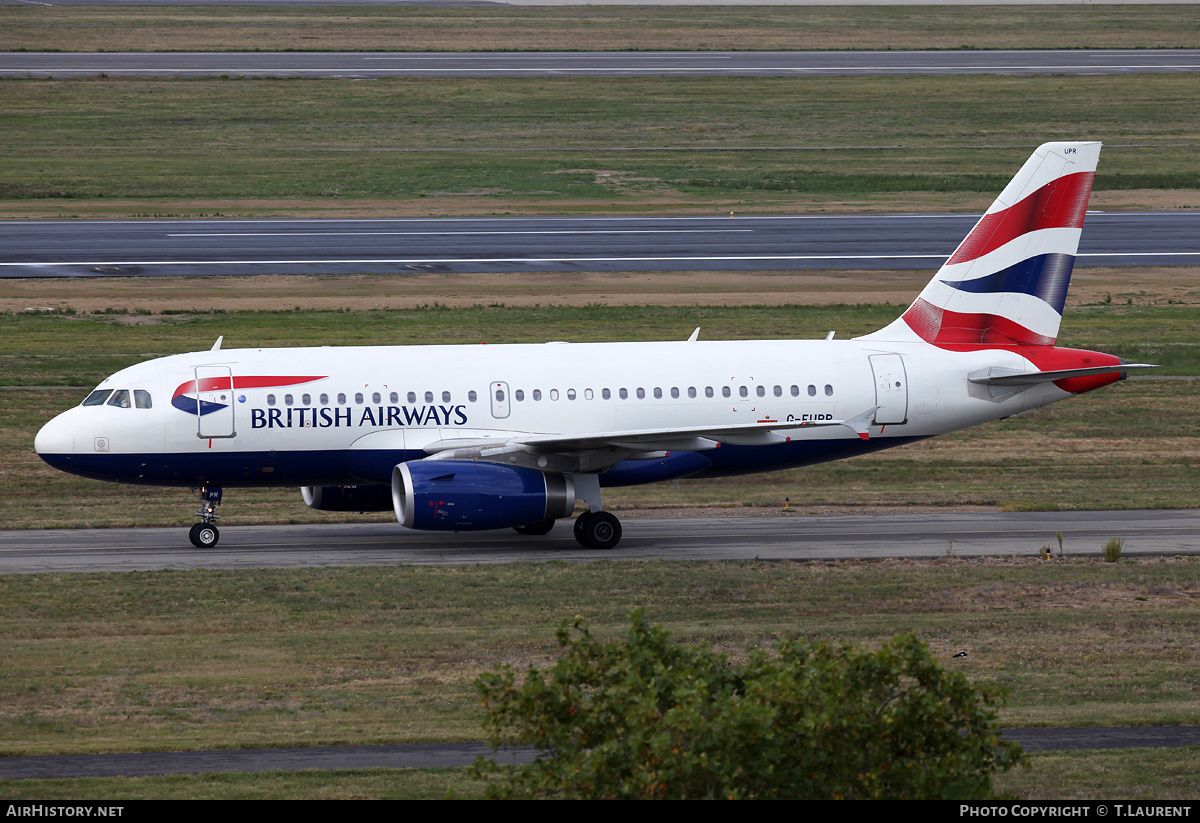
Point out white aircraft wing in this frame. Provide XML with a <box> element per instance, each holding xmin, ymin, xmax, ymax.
<box><xmin>421</xmin><ymin>406</ymin><xmax>880</xmax><ymax>463</ymax></box>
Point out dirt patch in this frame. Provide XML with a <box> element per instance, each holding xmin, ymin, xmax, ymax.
<box><xmin>4</xmin><ymin>266</ymin><xmax>1199</xmax><ymax>317</ymax></box>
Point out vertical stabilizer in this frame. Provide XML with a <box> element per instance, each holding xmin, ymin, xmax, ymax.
<box><xmin>862</xmin><ymin>141</ymin><xmax>1100</xmax><ymax>346</ymax></box>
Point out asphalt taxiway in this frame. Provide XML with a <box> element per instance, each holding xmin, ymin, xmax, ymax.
<box><xmin>2</xmin><ymin>509</ymin><xmax>1197</xmax><ymax>574</ymax></box>
<box><xmin>3</xmin><ymin>211</ymin><xmax>1197</xmax><ymax>278</ymax></box>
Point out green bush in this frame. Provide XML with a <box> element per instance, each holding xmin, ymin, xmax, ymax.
<box><xmin>473</xmin><ymin>611</ymin><xmax>1024</xmax><ymax>799</ymax></box>
<box><xmin>1103</xmin><ymin>537</ymin><xmax>1126</xmax><ymax>562</ymax></box>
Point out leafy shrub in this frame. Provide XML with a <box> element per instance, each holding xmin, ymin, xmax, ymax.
<box><xmin>474</xmin><ymin>611</ymin><xmax>1024</xmax><ymax>799</ymax></box>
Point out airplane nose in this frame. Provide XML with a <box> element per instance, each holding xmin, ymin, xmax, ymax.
<box><xmin>34</xmin><ymin>412</ymin><xmax>75</xmax><ymax>459</ymax></box>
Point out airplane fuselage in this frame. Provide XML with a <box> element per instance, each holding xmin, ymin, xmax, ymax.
<box><xmin>34</xmin><ymin>337</ymin><xmax>1111</xmax><ymax>490</ymax></box>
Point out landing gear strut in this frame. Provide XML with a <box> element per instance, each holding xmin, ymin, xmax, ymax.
<box><xmin>573</xmin><ymin>510</ymin><xmax>622</xmax><ymax>550</ymax></box>
<box><xmin>189</xmin><ymin>484</ymin><xmax>222</xmax><ymax>548</ymax></box>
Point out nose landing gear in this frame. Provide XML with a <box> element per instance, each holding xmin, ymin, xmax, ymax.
<box><xmin>189</xmin><ymin>485</ymin><xmax>222</xmax><ymax>548</ymax></box>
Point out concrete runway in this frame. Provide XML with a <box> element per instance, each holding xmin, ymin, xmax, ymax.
<box><xmin>6</xmin><ymin>49</ymin><xmax>1200</xmax><ymax>78</ymax></box>
<box><xmin>3</xmin><ymin>509</ymin><xmax>1198</xmax><ymax>574</ymax></box>
<box><xmin>4</xmin><ymin>211</ymin><xmax>1197</xmax><ymax>278</ymax></box>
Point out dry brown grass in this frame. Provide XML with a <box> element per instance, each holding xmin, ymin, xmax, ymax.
<box><xmin>2</xmin><ymin>6</ymin><xmax>1196</xmax><ymax>53</ymax></box>
<box><xmin>3</xmin><ymin>266</ymin><xmax>1200</xmax><ymax>317</ymax></box>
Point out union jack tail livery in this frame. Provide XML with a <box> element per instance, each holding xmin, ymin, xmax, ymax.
<box><xmin>866</xmin><ymin>141</ymin><xmax>1100</xmax><ymax>347</ymax></box>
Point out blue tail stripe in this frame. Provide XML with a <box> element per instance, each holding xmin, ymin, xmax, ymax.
<box><xmin>939</xmin><ymin>252</ymin><xmax>1076</xmax><ymax>314</ymax></box>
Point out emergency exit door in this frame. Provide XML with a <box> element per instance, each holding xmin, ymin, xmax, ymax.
<box><xmin>869</xmin><ymin>354</ymin><xmax>908</xmax><ymax>425</ymax></box>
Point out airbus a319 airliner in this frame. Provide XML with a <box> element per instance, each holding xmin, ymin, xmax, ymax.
<box><xmin>36</xmin><ymin>142</ymin><xmax>1152</xmax><ymax>550</ymax></box>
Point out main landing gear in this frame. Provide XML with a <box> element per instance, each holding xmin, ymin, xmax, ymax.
<box><xmin>188</xmin><ymin>484</ymin><xmax>222</xmax><ymax>548</ymax></box>
<box><xmin>573</xmin><ymin>511</ymin><xmax>622</xmax><ymax>550</ymax></box>
<box><xmin>510</xmin><ymin>511</ymin><xmax>623</xmax><ymax>548</ymax></box>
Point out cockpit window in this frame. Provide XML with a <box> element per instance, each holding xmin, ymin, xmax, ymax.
<box><xmin>134</xmin><ymin>390</ymin><xmax>153</xmax><ymax>409</ymax></box>
<box><xmin>107</xmin><ymin>389</ymin><xmax>131</xmax><ymax>409</ymax></box>
<box><xmin>82</xmin><ymin>389</ymin><xmax>112</xmax><ymax>406</ymax></box>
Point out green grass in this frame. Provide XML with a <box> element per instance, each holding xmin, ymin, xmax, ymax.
<box><xmin>2</xmin><ymin>559</ymin><xmax>1199</xmax><ymax>761</ymax></box>
<box><xmin>1</xmin><ymin>75</ymin><xmax>1197</xmax><ymax>213</ymax></box>
<box><xmin>2</xmin><ymin>5</ymin><xmax>1197</xmax><ymax>53</ymax></box>
<box><xmin>3</xmin><ymin>300</ymin><xmax>1198</xmax><ymax>528</ymax></box>
<box><xmin>2</xmin><ymin>301</ymin><xmax>1197</xmax><ymax>386</ymax></box>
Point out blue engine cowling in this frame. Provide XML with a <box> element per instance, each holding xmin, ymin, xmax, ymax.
<box><xmin>392</xmin><ymin>460</ymin><xmax>575</xmax><ymax>531</ymax></box>
<box><xmin>301</xmin><ymin>484</ymin><xmax>394</xmax><ymax>512</ymax></box>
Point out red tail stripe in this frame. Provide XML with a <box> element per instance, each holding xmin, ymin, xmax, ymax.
<box><xmin>946</xmin><ymin>171</ymin><xmax>1095</xmax><ymax>265</ymax></box>
<box><xmin>902</xmin><ymin>298</ymin><xmax>1054</xmax><ymax>346</ymax></box>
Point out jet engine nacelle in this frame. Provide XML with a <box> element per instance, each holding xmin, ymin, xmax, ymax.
<box><xmin>301</xmin><ymin>484</ymin><xmax>394</xmax><ymax>512</ymax></box>
<box><xmin>392</xmin><ymin>460</ymin><xmax>575</xmax><ymax>531</ymax></box>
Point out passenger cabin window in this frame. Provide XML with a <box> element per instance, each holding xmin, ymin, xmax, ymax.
<box><xmin>82</xmin><ymin>389</ymin><xmax>112</xmax><ymax>407</ymax></box>
<box><xmin>107</xmin><ymin>389</ymin><xmax>131</xmax><ymax>409</ymax></box>
<box><xmin>533</xmin><ymin>389</ymin><xmax>542</xmax><ymax>401</ymax></box>
<box><xmin>407</xmin><ymin>392</ymin><xmax>417</xmax><ymax>404</ymax></box>
<box><xmin>355</xmin><ymin>392</ymin><xmax>364</xmax><ymax>404</ymax></box>
<box><xmin>372</xmin><ymin>392</ymin><xmax>381</xmax><ymax>404</ymax></box>
<box><xmin>424</xmin><ymin>391</ymin><xmax>434</xmax><ymax>403</ymax></box>
<box><xmin>303</xmin><ymin>393</ymin><xmax>312</xmax><ymax>405</ymax></box>
<box><xmin>338</xmin><ymin>393</ymin><xmax>347</xmax><ymax>405</ymax></box>
<box><xmin>469</xmin><ymin>390</ymin><xmax>478</xmax><ymax>402</ymax></box>
<box><xmin>442</xmin><ymin>391</ymin><xmax>451</xmax><ymax>403</ymax></box>
<box><xmin>808</xmin><ymin>385</ymin><xmax>817</xmax><ymax>397</ymax></box>
<box><xmin>285</xmin><ymin>394</ymin><xmax>294</xmax><ymax>406</ymax></box>
<box><xmin>515</xmin><ymin>389</ymin><xmax>525</xmax><ymax>401</ymax></box>
<box><xmin>825</xmin><ymin>384</ymin><xmax>834</xmax><ymax>396</ymax></box>
<box><xmin>390</xmin><ymin>392</ymin><xmax>398</xmax><ymax>404</ymax></box>
<box><xmin>756</xmin><ymin>386</ymin><xmax>765</xmax><ymax>397</ymax></box>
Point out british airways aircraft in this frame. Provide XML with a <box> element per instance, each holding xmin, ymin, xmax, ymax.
<box><xmin>35</xmin><ymin>142</ymin><xmax>1152</xmax><ymax>550</ymax></box>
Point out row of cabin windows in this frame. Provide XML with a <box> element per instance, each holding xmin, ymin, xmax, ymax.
<box><xmin>266</xmin><ymin>390</ymin><xmax>469</xmax><ymax>407</ymax></box>
<box><xmin>498</xmin><ymin>384</ymin><xmax>836</xmax><ymax>402</ymax></box>
<box><xmin>81</xmin><ymin>388</ymin><xmax>153</xmax><ymax>409</ymax></box>
<box><xmin>263</xmin><ymin>384</ymin><xmax>837</xmax><ymax>407</ymax></box>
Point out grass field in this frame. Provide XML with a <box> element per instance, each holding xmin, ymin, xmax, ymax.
<box><xmin>2</xmin><ymin>5</ymin><xmax>1197</xmax><ymax>53</ymax></box>
<box><xmin>1</xmin><ymin>558</ymin><xmax>1199</xmax><ymax>798</ymax></box>
<box><xmin>2</xmin><ymin>74</ymin><xmax>1198</xmax><ymax>219</ymax></box>
<box><xmin>3</xmin><ymin>292</ymin><xmax>1198</xmax><ymax>529</ymax></box>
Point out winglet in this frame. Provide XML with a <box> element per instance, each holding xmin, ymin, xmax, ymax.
<box><xmin>840</xmin><ymin>406</ymin><xmax>879</xmax><ymax>440</ymax></box>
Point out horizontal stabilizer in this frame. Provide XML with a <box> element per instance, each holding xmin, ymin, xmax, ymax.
<box><xmin>969</xmin><ymin>363</ymin><xmax>1157</xmax><ymax>387</ymax></box>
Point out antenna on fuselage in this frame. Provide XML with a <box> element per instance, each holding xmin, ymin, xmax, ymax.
<box><xmin>211</xmin><ymin>336</ymin><xmax>223</xmax><ymax>351</ymax></box>
<box><xmin>687</xmin><ymin>328</ymin><xmax>700</xmax><ymax>342</ymax></box>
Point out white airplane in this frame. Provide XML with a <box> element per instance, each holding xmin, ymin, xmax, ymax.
<box><xmin>35</xmin><ymin>141</ymin><xmax>1152</xmax><ymax>550</ymax></box>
